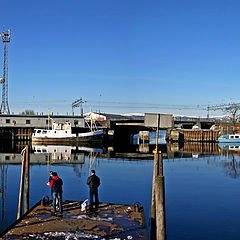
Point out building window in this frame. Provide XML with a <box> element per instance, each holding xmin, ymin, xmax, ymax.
<box><xmin>6</xmin><ymin>119</ymin><xmax>10</xmax><ymax>124</ymax></box>
<box><xmin>26</xmin><ymin>120</ymin><xmax>31</xmax><ymax>124</ymax></box>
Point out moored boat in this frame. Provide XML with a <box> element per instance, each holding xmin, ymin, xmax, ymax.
<box><xmin>32</xmin><ymin>121</ymin><xmax>103</xmax><ymax>144</ymax></box>
<box><xmin>218</xmin><ymin>134</ymin><xmax>240</xmax><ymax>143</ymax></box>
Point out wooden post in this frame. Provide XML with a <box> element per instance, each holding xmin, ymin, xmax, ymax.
<box><xmin>17</xmin><ymin>148</ymin><xmax>26</xmax><ymax>219</ymax></box>
<box><xmin>155</xmin><ymin>176</ymin><xmax>166</xmax><ymax>240</ymax></box>
<box><xmin>151</xmin><ymin>114</ymin><xmax>166</xmax><ymax>240</ymax></box>
<box><xmin>150</xmin><ymin>153</ymin><xmax>158</xmax><ymax>240</ymax></box>
<box><xmin>24</xmin><ymin>146</ymin><xmax>29</xmax><ymax>213</ymax></box>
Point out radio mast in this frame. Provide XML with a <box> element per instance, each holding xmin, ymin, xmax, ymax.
<box><xmin>0</xmin><ymin>29</ymin><xmax>10</xmax><ymax>114</ymax></box>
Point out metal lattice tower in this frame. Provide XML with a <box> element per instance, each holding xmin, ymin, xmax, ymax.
<box><xmin>0</xmin><ymin>30</ymin><xmax>10</xmax><ymax>114</ymax></box>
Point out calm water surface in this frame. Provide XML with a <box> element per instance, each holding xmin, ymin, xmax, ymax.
<box><xmin>0</xmin><ymin>146</ymin><xmax>153</xmax><ymax>235</ymax></box>
<box><xmin>1</xmin><ymin>143</ymin><xmax>240</xmax><ymax>240</ymax></box>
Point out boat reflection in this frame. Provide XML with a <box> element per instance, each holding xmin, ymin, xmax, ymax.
<box><xmin>32</xmin><ymin>144</ymin><xmax>103</xmax><ymax>163</ymax></box>
<box><xmin>218</xmin><ymin>143</ymin><xmax>240</xmax><ymax>152</ymax></box>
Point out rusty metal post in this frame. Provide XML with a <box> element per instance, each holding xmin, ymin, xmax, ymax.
<box><xmin>17</xmin><ymin>147</ymin><xmax>26</xmax><ymax>219</ymax></box>
<box><xmin>24</xmin><ymin>146</ymin><xmax>29</xmax><ymax>213</ymax></box>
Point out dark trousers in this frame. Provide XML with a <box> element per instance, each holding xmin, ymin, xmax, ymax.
<box><xmin>89</xmin><ymin>188</ymin><xmax>99</xmax><ymax>210</ymax></box>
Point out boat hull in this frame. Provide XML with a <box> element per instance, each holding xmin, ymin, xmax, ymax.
<box><xmin>218</xmin><ymin>139</ymin><xmax>240</xmax><ymax>143</ymax></box>
<box><xmin>32</xmin><ymin>134</ymin><xmax>103</xmax><ymax>144</ymax></box>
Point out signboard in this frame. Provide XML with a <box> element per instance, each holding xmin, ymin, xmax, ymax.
<box><xmin>144</xmin><ymin>113</ymin><xmax>173</xmax><ymax>128</ymax></box>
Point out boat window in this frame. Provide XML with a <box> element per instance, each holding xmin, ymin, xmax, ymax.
<box><xmin>46</xmin><ymin>120</ymin><xmax>49</xmax><ymax>125</ymax></box>
<box><xmin>230</xmin><ymin>146</ymin><xmax>234</xmax><ymax>149</ymax></box>
<box><xmin>54</xmin><ymin>131</ymin><xmax>56</xmax><ymax>133</ymax></box>
<box><xmin>26</xmin><ymin>120</ymin><xmax>31</xmax><ymax>124</ymax></box>
<box><xmin>74</xmin><ymin>120</ymin><xmax>78</xmax><ymax>125</ymax></box>
<box><xmin>5</xmin><ymin>156</ymin><xmax>9</xmax><ymax>160</ymax></box>
<box><xmin>230</xmin><ymin>136</ymin><xmax>234</xmax><ymax>139</ymax></box>
<box><xmin>37</xmin><ymin>150</ymin><xmax>41</xmax><ymax>152</ymax></box>
<box><xmin>37</xmin><ymin>130</ymin><xmax>41</xmax><ymax>133</ymax></box>
<box><xmin>42</xmin><ymin>149</ymin><xmax>47</xmax><ymax>152</ymax></box>
<box><xmin>65</xmin><ymin>131</ymin><xmax>67</xmax><ymax>133</ymax></box>
<box><xmin>42</xmin><ymin>130</ymin><xmax>47</xmax><ymax>134</ymax></box>
<box><xmin>235</xmin><ymin>136</ymin><xmax>239</xmax><ymax>138</ymax></box>
<box><xmin>6</xmin><ymin>119</ymin><xmax>10</xmax><ymax>124</ymax></box>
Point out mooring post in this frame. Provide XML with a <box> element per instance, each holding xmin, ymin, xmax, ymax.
<box><xmin>155</xmin><ymin>156</ymin><xmax>166</xmax><ymax>240</ymax></box>
<box><xmin>24</xmin><ymin>146</ymin><xmax>29</xmax><ymax>213</ymax></box>
<box><xmin>17</xmin><ymin>147</ymin><xmax>26</xmax><ymax>219</ymax></box>
<box><xmin>150</xmin><ymin>153</ymin><xmax>157</xmax><ymax>240</ymax></box>
<box><xmin>151</xmin><ymin>114</ymin><xmax>160</xmax><ymax>240</ymax></box>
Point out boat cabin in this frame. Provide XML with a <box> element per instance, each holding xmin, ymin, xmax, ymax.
<box><xmin>52</xmin><ymin>122</ymin><xmax>71</xmax><ymax>130</ymax></box>
<box><xmin>228</xmin><ymin>134</ymin><xmax>240</xmax><ymax>140</ymax></box>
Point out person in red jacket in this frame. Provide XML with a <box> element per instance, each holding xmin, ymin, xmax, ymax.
<box><xmin>49</xmin><ymin>172</ymin><xmax>63</xmax><ymax>215</ymax></box>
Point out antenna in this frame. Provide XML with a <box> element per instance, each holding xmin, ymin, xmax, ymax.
<box><xmin>0</xmin><ymin>29</ymin><xmax>10</xmax><ymax>114</ymax></box>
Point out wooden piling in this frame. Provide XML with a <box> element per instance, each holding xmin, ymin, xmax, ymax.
<box><xmin>155</xmin><ymin>175</ymin><xmax>166</xmax><ymax>240</ymax></box>
<box><xmin>150</xmin><ymin>154</ymin><xmax>157</xmax><ymax>240</ymax></box>
<box><xmin>17</xmin><ymin>148</ymin><xmax>26</xmax><ymax>219</ymax></box>
<box><xmin>24</xmin><ymin>146</ymin><xmax>29</xmax><ymax>213</ymax></box>
<box><xmin>151</xmin><ymin>152</ymin><xmax>166</xmax><ymax>240</ymax></box>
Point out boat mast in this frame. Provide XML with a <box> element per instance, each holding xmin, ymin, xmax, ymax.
<box><xmin>90</xmin><ymin>105</ymin><xmax>93</xmax><ymax>132</ymax></box>
<box><xmin>48</xmin><ymin>109</ymin><xmax>50</xmax><ymax>130</ymax></box>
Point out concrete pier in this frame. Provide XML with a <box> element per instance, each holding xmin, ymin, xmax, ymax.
<box><xmin>0</xmin><ymin>200</ymin><xmax>148</xmax><ymax>240</ymax></box>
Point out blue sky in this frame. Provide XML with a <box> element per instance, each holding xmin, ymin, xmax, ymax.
<box><xmin>0</xmin><ymin>0</ymin><xmax>240</xmax><ymax>116</ymax></box>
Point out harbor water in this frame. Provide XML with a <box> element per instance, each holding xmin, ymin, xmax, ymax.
<box><xmin>1</xmin><ymin>141</ymin><xmax>240</xmax><ymax>239</ymax></box>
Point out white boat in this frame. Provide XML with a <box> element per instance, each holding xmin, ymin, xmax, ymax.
<box><xmin>218</xmin><ymin>134</ymin><xmax>240</xmax><ymax>143</ymax></box>
<box><xmin>32</xmin><ymin>121</ymin><xmax>103</xmax><ymax>144</ymax></box>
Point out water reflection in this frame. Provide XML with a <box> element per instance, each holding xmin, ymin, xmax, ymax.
<box><xmin>2</xmin><ymin>141</ymin><xmax>240</xmax><ymax>239</ymax></box>
<box><xmin>0</xmin><ymin>165</ymin><xmax>7</xmax><ymax>230</ymax></box>
<box><xmin>32</xmin><ymin>144</ymin><xmax>103</xmax><ymax>163</ymax></box>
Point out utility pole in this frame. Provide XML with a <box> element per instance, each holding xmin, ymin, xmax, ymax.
<box><xmin>208</xmin><ymin>103</ymin><xmax>240</xmax><ymax>123</ymax></box>
<box><xmin>72</xmin><ymin>98</ymin><xmax>86</xmax><ymax>116</ymax></box>
<box><xmin>0</xmin><ymin>29</ymin><xmax>11</xmax><ymax>114</ymax></box>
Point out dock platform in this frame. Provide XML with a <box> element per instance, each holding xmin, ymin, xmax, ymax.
<box><xmin>0</xmin><ymin>200</ymin><xmax>148</xmax><ymax>240</ymax></box>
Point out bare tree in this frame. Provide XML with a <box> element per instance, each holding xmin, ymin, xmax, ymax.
<box><xmin>21</xmin><ymin>109</ymin><xmax>35</xmax><ymax>115</ymax></box>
